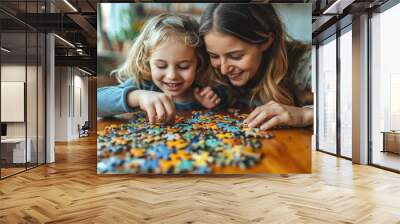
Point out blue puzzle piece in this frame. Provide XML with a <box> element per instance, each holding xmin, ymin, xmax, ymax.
<box><xmin>109</xmin><ymin>157</ymin><xmax>124</xmax><ymax>169</ymax></box>
<box><xmin>225</xmin><ymin>126</ymin><xmax>241</xmax><ymax>134</ymax></box>
<box><xmin>154</xmin><ymin>144</ymin><xmax>171</xmax><ymax>160</ymax></box>
<box><xmin>142</xmin><ymin>158</ymin><xmax>159</xmax><ymax>173</ymax></box>
<box><xmin>217</xmin><ymin>123</ymin><xmax>229</xmax><ymax>128</ymax></box>
<box><xmin>179</xmin><ymin>159</ymin><xmax>193</xmax><ymax>172</ymax></box>
<box><xmin>192</xmin><ymin>111</ymin><xmax>201</xmax><ymax>119</ymax></box>
<box><xmin>97</xmin><ymin>160</ymin><xmax>110</xmax><ymax>173</ymax></box>
<box><xmin>204</xmin><ymin>111</ymin><xmax>215</xmax><ymax>116</ymax></box>
<box><xmin>165</xmin><ymin>133</ymin><xmax>178</xmax><ymax>141</ymax></box>
<box><xmin>195</xmin><ymin>166</ymin><xmax>211</xmax><ymax>174</ymax></box>
<box><xmin>148</xmin><ymin>128</ymin><xmax>164</xmax><ymax>135</ymax></box>
<box><xmin>109</xmin><ymin>145</ymin><xmax>124</xmax><ymax>154</ymax></box>
<box><xmin>206</xmin><ymin>138</ymin><xmax>220</xmax><ymax>148</ymax></box>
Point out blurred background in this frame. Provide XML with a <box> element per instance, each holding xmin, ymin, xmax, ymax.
<box><xmin>97</xmin><ymin>3</ymin><xmax>312</xmax><ymax>88</ymax></box>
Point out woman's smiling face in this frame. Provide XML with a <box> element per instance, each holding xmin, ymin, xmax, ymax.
<box><xmin>204</xmin><ymin>28</ymin><xmax>271</xmax><ymax>87</ymax></box>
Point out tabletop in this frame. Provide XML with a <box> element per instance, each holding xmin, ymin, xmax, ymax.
<box><xmin>97</xmin><ymin>111</ymin><xmax>312</xmax><ymax>174</ymax></box>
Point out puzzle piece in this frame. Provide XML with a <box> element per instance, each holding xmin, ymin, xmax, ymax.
<box><xmin>179</xmin><ymin>159</ymin><xmax>193</xmax><ymax>172</ymax></box>
<box><xmin>169</xmin><ymin>138</ymin><xmax>188</xmax><ymax>149</ymax></box>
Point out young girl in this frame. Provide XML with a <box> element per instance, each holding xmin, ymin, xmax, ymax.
<box><xmin>199</xmin><ymin>3</ymin><xmax>313</xmax><ymax>130</ymax></box>
<box><xmin>98</xmin><ymin>14</ymin><xmax>226</xmax><ymax>124</ymax></box>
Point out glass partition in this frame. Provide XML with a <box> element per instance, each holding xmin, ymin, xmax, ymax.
<box><xmin>27</xmin><ymin>31</ymin><xmax>38</xmax><ymax>169</ymax></box>
<box><xmin>0</xmin><ymin>0</ymin><xmax>46</xmax><ymax>179</ymax></box>
<box><xmin>38</xmin><ymin>32</ymin><xmax>45</xmax><ymax>165</ymax></box>
<box><xmin>1</xmin><ymin>31</ymin><xmax>28</xmax><ymax>177</ymax></box>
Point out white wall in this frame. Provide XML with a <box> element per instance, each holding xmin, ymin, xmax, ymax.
<box><xmin>54</xmin><ymin>67</ymin><xmax>89</xmax><ymax>141</ymax></box>
<box><xmin>1</xmin><ymin>65</ymin><xmax>32</xmax><ymax>138</ymax></box>
<box><xmin>55</xmin><ymin>67</ymin><xmax>68</xmax><ymax>141</ymax></box>
<box><xmin>352</xmin><ymin>14</ymin><xmax>369</xmax><ymax>164</ymax></box>
<box><xmin>46</xmin><ymin>33</ymin><xmax>55</xmax><ymax>163</ymax></box>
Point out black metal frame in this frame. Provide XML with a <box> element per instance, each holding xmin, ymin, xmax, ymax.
<box><xmin>336</xmin><ymin>21</ymin><xmax>341</xmax><ymax>159</ymax></box>
<box><xmin>367</xmin><ymin>9</ymin><xmax>373</xmax><ymax>166</ymax></box>
<box><xmin>315</xmin><ymin>44</ymin><xmax>319</xmax><ymax>152</ymax></box>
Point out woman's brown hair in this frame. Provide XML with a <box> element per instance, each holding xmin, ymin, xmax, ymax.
<box><xmin>199</xmin><ymin>3</ymin><xmax>310</xmax><ymax>106</ymax></box>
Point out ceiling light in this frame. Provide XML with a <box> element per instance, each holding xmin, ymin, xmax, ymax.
<box><xmin>54</xmin><ymin>34</ymin><xmax>75</xmax><ymax>48</ymax></box>
<box><xmin>63</xmin><ymin>0</ymin><xmax>78</xmax><ymax>12</ymax></box>
<box><xmin>1</xmin><ymin>47</ymin><xmax>11</xmax><ymax>53</ymax></box>
<box><xmin>322</xmin><ymin>0</ymin><xmax>356</xmax><ymax>15</ymax></box>
<box><xmin>323</xmin><ymin>0</ymin><xmax>344</xmax><ymax>14</ymax></box>
<box><xmin>78</xmin><ymin>67</ymin><xmax>93</xmax><ymax>76</ymax></box>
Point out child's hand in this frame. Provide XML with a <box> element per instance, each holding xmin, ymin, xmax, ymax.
<box><xmin>194</xmin><ymin>87</ymin><xmax>221</xmax><ymax>109</ymax></box>
<box><xmin>134</xmin><ymin>90</ymin><xmax>176</xmax><ymax>124</ymax></box>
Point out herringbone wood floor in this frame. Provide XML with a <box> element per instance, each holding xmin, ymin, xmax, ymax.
<box><xmin>1</xmin><ymin>136</ymin><xmax>400</xmax><ymax>224</ymax></box>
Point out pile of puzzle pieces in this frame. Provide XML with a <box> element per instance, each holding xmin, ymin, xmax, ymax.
<box><xmin>97</xmin><ymin>109</ymin><xmax>273</xmax><ymax>174</ymax></box>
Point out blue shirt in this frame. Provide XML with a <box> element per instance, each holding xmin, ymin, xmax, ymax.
<box><xmin>97</xmin><ymin>78</ymin><xmax>228</xmax><ymax>117</ymax></box>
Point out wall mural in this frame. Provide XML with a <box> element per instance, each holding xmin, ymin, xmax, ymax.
<box><xmin>96</xmin><ymin>3</ymin><xmax>313</xmax><ymax>174</ymax></box>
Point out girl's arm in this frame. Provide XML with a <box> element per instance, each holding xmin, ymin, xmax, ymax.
<box><xmin>98</xmin><ymin>79</ymin><xmax>176</xmax><ymax>123</ymax></box>
<box><xmin>129</xmin><ymin>89</ymin><xmax>175</xmax><ymax>124</ymax></box>
<box><xmin>97</xmin><ymin>79</ymin><xmax>138</xmax><ymax>117</ymax></box>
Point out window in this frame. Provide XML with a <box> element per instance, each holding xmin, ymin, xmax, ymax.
<box><xmin>371</xmin><ymin>2</ymin><xmax>400</xmax><ymax>171</ymax></box>
<box><xmin>317</xmin><ymin>35</ymin><xmax>337</xmax><ymax>154</ymax></box>
<box><xmin>339</xmin><ymin>27</ymin><xmax>352</xmax><ymax>158</ymax></box>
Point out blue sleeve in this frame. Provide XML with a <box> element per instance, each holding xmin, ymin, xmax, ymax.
<box><xmin>97</xmin><ymin>78</ymin><xmax>139</xmax><ymax>117</ymax></box>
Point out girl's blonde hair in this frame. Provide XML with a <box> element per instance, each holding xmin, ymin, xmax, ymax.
<box><xmin>113</xmin><ymin>14</ymin><xmax>209</xmax><ymax>86</ymax></box>
<box><xmin>199</xmin><ymin>3</ymin><xmax>310</xmax><ymax>106</ymax></box>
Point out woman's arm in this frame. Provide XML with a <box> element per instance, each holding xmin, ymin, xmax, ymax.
<box><xmin>244</xmin><ymin>100</ymin><xmax>313</xmax><ymax>130</ymax></box>
<box><xmin>244</xmin><ymin>50</ymin><xmax>314</xmax><ymax>130</ymax></box>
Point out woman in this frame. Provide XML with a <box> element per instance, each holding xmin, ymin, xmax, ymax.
<box><xmin>199</xmin><ymin>3</ymin><xmax>313</xmax><ymax>130</ymax></box>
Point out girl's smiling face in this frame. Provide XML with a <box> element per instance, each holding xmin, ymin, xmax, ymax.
<box><xmin>149</xmin><ymin>36</ymin><xmax>198</xmax><ymax>102</ymax></box>
<box><xmin>203</xmin><ymin>28</ymin><xmax>272</xmax><ymax>87</ymax></box>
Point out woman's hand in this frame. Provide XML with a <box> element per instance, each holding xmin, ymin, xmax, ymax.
<box><xmin>128</xmin><ymin>90</ymin><xmax>176</xmax><ymax>124</ymax></box>
<box><xmin>244</xmin><ymin>100</ymin><xmax>313</xmax><ymax>130</ymax></box>
<box><xmin>194</xmin><ymin>87</ymin><xmax>221</xmax><ymax>109</ymax></box>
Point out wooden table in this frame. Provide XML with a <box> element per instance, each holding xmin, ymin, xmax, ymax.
<box><xmin>97</xmin><ymin>112</ymin><xmax>312</xmax><ymax>174</ymax></box>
